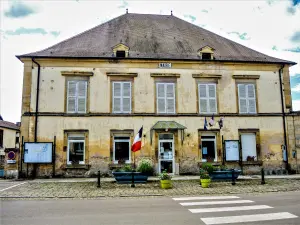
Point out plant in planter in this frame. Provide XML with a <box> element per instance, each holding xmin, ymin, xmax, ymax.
<box><xmin>247</xmin><ymin>156</ymin><xmax>256</xmax><ymax>161</ymax></box>
<box><xmin>137</xmin><ymin>158</ymin><xmax>154</xmax><ymax>176</ymax></box>
<box><xmin>200</xmin><ymin>168</ymin><xmax>211</xmax><ymax>188</ymax></box>
<box><xmin>159</xmin><ymin>170</ymin><xmax>172</xmax><ymax>189</ymax></box>
<box><xmin>201</xmin><ymin>163</ymin><xmax>214</xmax><ymax>174</ymax></box>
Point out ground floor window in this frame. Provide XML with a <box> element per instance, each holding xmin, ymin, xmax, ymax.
<box><xmin>113</xmin><ymin>136</ymin><xmax>131</xmax><ymax>163</ymax></box>
<box><xmin>67</xmin><ymin>134</ymin><xmax>85</xmax><ymax>164</ymax></box>
<box><xmin>201</xmin><ymin>134</ymin><xmax>217</xmax><ymax>162</ymax></box>
<box><xmin>241</xmin><ymin>133</ymin><xmax>257</xmax><ymax>161</ymax></box>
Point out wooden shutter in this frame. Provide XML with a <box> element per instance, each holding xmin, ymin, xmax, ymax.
<box><xmin>166</xmin><ymin>83</ymin><xmax>175</xmax><ymax>113</ymax></box>
<box><xmin>77</xmin><ymin>81</ymin><xmax>87</xmax><ymax>113</ymax></box>
<box><xmin>247</xmin><ymin>84</ymin><xmax>256</xmax><ymax>113</ymax></box>
<box><xmin>157</xmin><ymin>83</ymin><xmax>166</xmax><ymax>113</ymax></box>
<box><xmin>199</xmin><ymin>84</ymin><xmax>208</xmax><ymax>113</ymax></box>
<box><xmin>113</xmin><ymin>82</ymin><xmax>121</xmax><ymax>113</ymax></box>
<box><xmin>238</xmin><ymin>84</ymin><xmax>247</xmax><ymax>113</ymax></box>
<box><xmin>122</xmin><ymin>82</ymin><xmax>131</xmax><ymax>113</ymax></box>
<box><xmin>208</xmin><ymin>84</ymin><xmax>217</xmax><ymax>113</ymax></box>
<box><xmin>67</xmin><ymin>81</ymin><xmax>77</xmax><ymax>113</ymax></box>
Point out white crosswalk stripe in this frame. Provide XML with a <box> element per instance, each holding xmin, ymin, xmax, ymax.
<box><xmin>173</xmin><ymin>195</ymin><xmax>298</xmax><ymax>225</ymax></box>
<box><xmin>189</xmin><ymin>205</ymin><xmax>272</xmax><ymax>213</ymax></box>
<box><xmin>172</xmin><ymin>196</ymin><xmax>240</xmax><ymax>201</ymax></box>
<box><xmin>201</xmin><ymin>212</ymin><xmax>298</xmax><ymax>225</ymax></box>
<box><xmin>180</xmin><ymin>199</ymin><xmax>253</xmax><ymax>206</ymax></box>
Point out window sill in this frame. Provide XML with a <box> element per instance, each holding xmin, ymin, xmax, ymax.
<box><xmin>242</xmin><ymin>161</ymin><xmax>262</xmax><ymax>166</ymax></box>
<box><xmin>64</xmin><ymin>164</ymin><xmax>90</xmax><ymax>170</ymax></box>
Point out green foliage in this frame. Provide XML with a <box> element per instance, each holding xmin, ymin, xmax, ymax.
<box><xmin>122</xmin><ymin>164</ymin><xmax>133</xmax><ymax>172</ymax></box>
<box><xmin>199</xmin><ymin>168</ymin><xmax>210</xmax><ymax>179</ymax></box>
<box><xmin>201</xmin><ymin>163</ymin><xmax>214</xmax><ymax>174</ymax></box>
<box><xmin>137</xmin><ymin>158</ymin><xmax>153</xmax><ymax>175</ymax></box>
<box><xmin>159</xmin><ymin>170</ymin><xmax>172</xmax><ymax>180</ymax></box>
<box><xmin>220</xmin><ymin>165</ymin><xmax>228</xmax><ymax>171</ymax></box>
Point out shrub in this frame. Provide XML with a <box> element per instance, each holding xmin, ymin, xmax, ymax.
<box><xmin>159</xmin><ymin>170</ymin><xmax>172</xmax><ymax>180</ymax></box>
<box><xmin>137</xmin><ymin>158</ymin><xmax>154</xmax><ymax>175</ymax></box>
<box><xmin>201</xmin><ymin>163</ymin><xmax>214</xmax><ymax>174</ymax></box>
<box><xmin>122</xmin><ymin>164</ymin><xmax>133</xmax><ymax>172</ymax></box>
<box><xmin>199</xmin><ymin>168</ymin><xmax>210</xmax><ymax>179</ymax></box>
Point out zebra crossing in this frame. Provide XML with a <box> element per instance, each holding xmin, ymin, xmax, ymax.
<box><xmin>172</xmin><ymin>195</ymin><xmax>298</xmax><ymax>225</ymax></box>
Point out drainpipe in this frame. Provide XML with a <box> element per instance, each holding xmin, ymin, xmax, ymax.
<box><xmin>32</xmin><ymin>58</ymin><xmax>41</xmax><ymax>142</ymax></box>
<box><xmin>278</xmin><ymin>64</ymin><xmax>289</xmax><ymax>171</ymax></box>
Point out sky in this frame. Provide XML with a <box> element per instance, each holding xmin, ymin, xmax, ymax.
<box><xmin>0</xmin><ymin>0</ymin><xmax>300</xmax><ymax>123</ymax></box>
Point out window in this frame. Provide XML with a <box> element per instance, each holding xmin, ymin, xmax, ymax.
<box><xmin>157</xmin><ymin>83</ymin><xmax>175</xmax><ymax>114</ymax></box>
<box><xmin>116</xmin><ymin>51</ymin><xmax>126</xmax><ymax>58</ymax></box>
<box><xmin>199</xmin><ymin>83</ymin><xmax>217</xmax><ymax>113</ymax></box>
<box><xmin>67</xmin><ymin>134</ymin><xmax>85</xmax><ymax>164</ymax></box>
<box><xmin>241</xmin><ymin>133</ymin><xmax>257</xmax><ymax>161</ymax></box>
<box><xmin>202</xmin><ymin>53</ymin><xmax>212</xmax><ymax>60</ymax></box>
<box><xmin>238</xmin><ymin>83</ymin><xmax>256</xmax><ymax>114</ymax></box>
<box><xmin>201</xmin><ymin>134</ymin><xmax>217</xmax><ymax>162</ymax></box>
<box><xmin>67</xmin><ymin>80</ymin><xmax>87</xmax><ymax>113</ymax></box>
<box><xmin>112</xmin><ymin>82</ymin><xmax>132</xmax><ymax>113</ymax></box>
<box><xmin>0</xmin><ymin>130</ymin><xmax>3</xmax><ymax>148</ymax></box>
<box><xmin>113</xmin><ymin>136</ymin><xmax>130</xmax><ymax>163</ymax></box>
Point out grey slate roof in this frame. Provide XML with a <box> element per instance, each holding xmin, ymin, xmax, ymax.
<box><xmin>0</xmin><ymin>120</ymin><xmax>20</xmax><ymax>131</ymax></box>
<box><xmin>18</xmin><ymin>13</ymin><xmax>295</xmax><ymax>65</ymax></box>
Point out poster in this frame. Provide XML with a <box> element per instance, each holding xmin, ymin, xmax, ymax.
<box><xmin>24</xmin><ymin>142</ymin><xmax>53</xmax><ymax>163</ymax></box>
<box><xmin>202</xmin><ymin>147</ymin><xmax>208</xmax><ymax>155</ymax></box>
<box><xmin>225</xmin><ymin>140</ymin><xmax>239</xmax><ymax>161</ymax></box>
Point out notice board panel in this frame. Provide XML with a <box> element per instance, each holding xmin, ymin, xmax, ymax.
<box><xmin>225</xmin><ymin>140</ymin><xmax>239</xmax><ymax>161</ymax></box>
<box><xmin>24</xmin><ymin>142</ymin><xmax>53</xmax><ymax>163</ymax></box>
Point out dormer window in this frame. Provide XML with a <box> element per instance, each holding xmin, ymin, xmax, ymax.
<box><xmin>112</xmin><ymin>43</ymin><xmax>129</xmax><ymax>58</ymax></box>
<box><xmin>198</xmin><ymin>45</ymin><xmax>215</xmax><ymax>60</ymax></box>
<box><xmin>202</xmin><ymin>53</ymin><xmax>212</xmax><ymax>60</ymax></box>
<box><xmin>116</xmin><ymin>51</ymin><xmax>126</xmax><ymax>58</ymax></box>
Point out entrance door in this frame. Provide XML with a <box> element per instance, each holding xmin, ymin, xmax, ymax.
<box><xmin>158</xmin><ymin>133</ymin><xmax>175</xmax><ymax>174</ymax></box>
<box><xmin>201</xmin><ymin>135</ymin><xmax>217</xmax><ymax>162</ymax></box>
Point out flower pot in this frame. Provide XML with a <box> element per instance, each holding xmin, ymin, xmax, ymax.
<box><xmin>160</xmin><ymin>180</ymin><xmax>172</xmax><ymax>189</ymax></box>
<box><xmin>200</xmin><ymin>179</ymin><xmax>211</xmax><ymax>188</ymax></box>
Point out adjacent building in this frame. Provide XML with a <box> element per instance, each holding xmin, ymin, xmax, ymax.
<box><xmin>0</xmin><ymin>116</ymin><xmax>20</xmax><ymax>177</ymax></box>
<box><xmin>17</xmin><ymin>13</ymin><xmax>297</xmax><ymax>177</ymax></box>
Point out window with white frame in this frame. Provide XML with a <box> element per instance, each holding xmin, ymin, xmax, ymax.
<box><xmin>238</xmin><ymin>83</ymin><xmax>256</xmax><ymax>114</ymax></box>
<box><xmin>112</xmin><ymin>82</ymin><xmax>132</xmax><ymax>113</ymax></box>
<box><xmin>156</xmin><ymin>83</ymin><xmax>175</xmax><ymax>114</ymax></box>
<box><xmin>113</xmin><ymin>136</ymin><xmax>131</xmax><ymax>163</ymax></box>
<box><xmin>67</xmin><ymin>80</ymin><xmax>87</xmax><ymax>113</ymax></box>
<box><xmin>67</xmin><ymin>134</ymin><xmax>85</xmax><ymax>164</ymax></box>
<box><xmin>198</xmin><ymin>83</ymin><xmax>217</xmax><ymax>113</ymax></box>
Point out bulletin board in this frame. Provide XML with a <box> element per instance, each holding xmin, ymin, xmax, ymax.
<box><xmin>225</xmin><ymin>140</ymin><xmax>240</xmax><ymax>161</ymax></box>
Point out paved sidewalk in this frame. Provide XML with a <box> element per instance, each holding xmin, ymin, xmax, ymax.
<box><xmin>25</xmin><ymin>174</ymin><xmax>300</xmax><ymax>183</ymax></box>
<box><xmin>1</xmin><ymin>177</ymin><xmax>300</xmax><ymax>199</ymax></box>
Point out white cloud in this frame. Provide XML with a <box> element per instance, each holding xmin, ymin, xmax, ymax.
<box><xmin>0</xmin><ymin>0</ymin><xmax>300</xmax><ymax>122</ymax></box>
<box><xmin>292</xmin><ymin>84</ymin><xmax>300</xmax><ymax>92</ymax></box>
<box><xmin>293</xmin><ymin>100</ymin><xmax>300</xmax><ymax>111</ymax></box>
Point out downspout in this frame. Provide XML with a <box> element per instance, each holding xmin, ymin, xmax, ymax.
<box><xmin>278</xmin><ymin>64</ymin><xmax>289</xmax><ymax>171</ymax></box>
<box><xmin>32</xmin><ymin>58</ymin><xmax>40</xmax><ymax>142</ymax></box>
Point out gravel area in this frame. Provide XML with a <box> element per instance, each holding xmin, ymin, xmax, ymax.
<box><xmin>1</xmin><ymin>179</ymin><xmax>300</xmax><ymax>199</ymax></box>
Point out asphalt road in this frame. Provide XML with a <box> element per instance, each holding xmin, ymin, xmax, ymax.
<box><xmin>1</xmin><ymin>192</ymin><xmax>300</xmax><ymax>225</ymax></box>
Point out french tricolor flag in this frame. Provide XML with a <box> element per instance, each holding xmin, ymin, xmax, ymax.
<box><xmin>131</xmin><ymin>126</ymin><xmax>143</xmax><ymax>152</ymax></box>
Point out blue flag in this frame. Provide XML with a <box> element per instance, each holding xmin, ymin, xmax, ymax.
<box><xmin>204</xmin><ymin>117</ymin><xmax>208</xmax><ymax>130</ymax></box>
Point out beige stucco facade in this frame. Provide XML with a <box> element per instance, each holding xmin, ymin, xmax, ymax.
<box><xmin>18</xmin><ymin>58</ymin><xmax>296</xmax><ymax>177</ymax></box>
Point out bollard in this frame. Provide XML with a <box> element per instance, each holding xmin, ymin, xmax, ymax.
<box><xmin>97</xmin><ymin>170</ymin><xmax>101</xmax><ymax>188</ymax></box>
<box><xmin>231</xmin><ymin>168</ymin><xmax>236</xmax><ymax>185</ymax></box>
<box><xmin>131</xmin><ymin>169</ymin><xmax>135</xmax><ymax>188</ymax></box>
<box><xmin>261</xmin><ymin>168</ymin><xmax>265</xmax><ymax>185</ymax></box>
